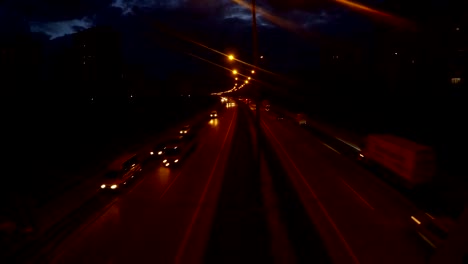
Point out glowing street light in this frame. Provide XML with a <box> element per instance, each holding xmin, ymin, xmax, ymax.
<box><xmin>228</xmin><ymin>54</ymin><xmax>234</xmax><ymax>61</ymax></box>
<box><xmin>248</xmin><ymin>77</ymin><xmax>251</xmax><ymax>80</ymax></box>
<box><xmin>235</xmin><ymin>77</ymin><xmax>238</xmax><ymax>80</ymax></box>
<box><xmin>251</xmin><ymin>70</ymin><xmax>255</xmax><ymax>74</ymax></box>
<box><xmin>233</xmin><ymin>69</ymin><xmax>238</xmax><ymax>75</ymax></box>
<box><xmin>245</xmin><ymin>80</ymin><xmax>249</xmax><ymax>83</ymax></box>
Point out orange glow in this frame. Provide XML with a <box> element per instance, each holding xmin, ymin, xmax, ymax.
<box><xmin>232</xmin><ymin>0</ymin><xmax>415</xmax><ymax>35</ymax></box>
<box><xmin>157</xmin><ymin>166</ymin><xmax>171</xmax><ymax>186</ymax></box>
<box><xmin>335</xmin><ymin>0</ymin><xmax>415</xmax><ymax>29</ymax></box>
<box><xmin>228</xmin><ymin>54</ymin><xmax>234</xmax><ymax>61</ymax></box>
<box><xmin>233</xmin><ymin>69</ymin><xmax>238</xmax><ymax>75</ymax></box>
<box><xmin>411</xmin><ymin>216</ymin><xmax>421</xmax><ymax>225</ymax></box>
<box><xmin>209</xmin><ymin>118</ymin><xmax>219</xmax><ymax>126</ymax></box>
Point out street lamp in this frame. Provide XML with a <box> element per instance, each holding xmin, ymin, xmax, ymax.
<box><xmin>248</xmin><ymin>77</ymin><xmax>251</xmax><ymax>80</ymax></box>
<box><xmin>245</xmin><ymin>80</ymin><xmax>249</xmax><ymax>83</ymax></box>
<box><xmin>251</xmin><ymin>70</ymin><xmax>255</xmax><ymax>74</ymax></box>
<box><xmin>228</xmin><ymin>54</ymin><xmax>234</xmax><ymax>61</ymax></box>
<box><xmin>233</xmin><ymin>69</ymin><xmax>238</xmax><ymax>75</ymax></box>
<box><xmin>235</xmin><ymin>77</ymin><xmax>238</xmax><ymax>80</ymax></box>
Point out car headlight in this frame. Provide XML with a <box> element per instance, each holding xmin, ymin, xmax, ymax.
<box><xmin>101</xmin><ymin>184</ymin><xmax>106</xmax><ymax>189</ymax></box>
<box><xmin>210</xmin><ymin>114</ymin><xmax>213</xmax><ymax>117</ymax></box>
<box><xmin>214</xmin><ymin>114</ymin><xmax>217</xmax><ymax>117</ymax></box>
<box><xmin>163</xmin><ymin>159</ymin><xmax>167</xmax><ymax>163</ymax></box>
<box><xmin>174</xmin><ymin>159</ymin><xmax>179</xmax><ymax>163</ymax></box>
<box><xmin>158</xmin><ymin>151</ymin><xmax>163</xmax><ymax>155</ymax></box>
<box><xmin>180</xmin><ymin>131</ymin><xmax>183</xmax><ymax>134</ymax></box>
<box><xmin>184</xmin><ymin>131</ymin><xmax>187</xmax><ymax>134</ymax></box>
<box><xmin>110</xmin><ymin>184</ymin><xmax>117</xmax><ymax>189</ymax></box>
<box><xmin>150</xmin><ymin>151</ymin><xmax>154</xmax><ymax>155</ymax></box>
<box><xmin>165</xmin><ymin>163</ymin><xmax>170</xmax><ymax>167</ymax></box>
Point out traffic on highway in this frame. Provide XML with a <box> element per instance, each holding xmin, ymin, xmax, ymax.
<box><xmin>4</xmin><ymin>97</ymin><xmax>464</xmax><ymax>264</ymax></box>
<box><xmin>2</xmin><ymin>1</ymin><xmax>466</xmax><ymax>263</ymax></box>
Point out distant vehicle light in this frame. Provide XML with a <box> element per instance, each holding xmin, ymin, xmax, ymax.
<box><xmin>150</xmin><ymin>151</ymin><xmax>154</xmax><ymax>155</ymax></box>
<box><xmin>101</xmin><ymin>184</ymin><xmax>106</xmax><ymax>189</ymax></box>
<box><xmin>359</xmin><ymin>154</ymin><xmax>364</xmax><ymax>158</ymax></box>
<box><xmin>111</xmin><ymin>185</ymin><xmax>117</xmax><ymax>189</ymax></box>
<box><xmin>158</xmin><ymin>151</ymin><xmax>163</xmax><ymax>155</ymax></box>
<box><xmin>180</xmin><ymin>131</ymin><xmax>183</xmax><ymax>134</ymax></box>
<box><xmin>174</xmin><ymin>159</ymin><xmax>179</xmax><ymax>163</ymax></box>
<box><xmin>165</xmin><ymin>163</ymin><xmax>170</xmax><ymax>167</ymax></box>
<box><xmin>163</xmin><ymin>159</ymin><xmax>167</xmax><ymax>163</ymax></box>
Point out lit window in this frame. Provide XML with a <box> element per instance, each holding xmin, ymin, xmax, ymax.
<box><xmin>451</xmin><ymin>77</ymin><xmax>461</xmax><ymax>84</ymax></box>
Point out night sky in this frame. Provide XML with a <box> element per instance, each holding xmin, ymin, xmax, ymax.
<box><xmin>0</xmin><ymin>1</ymin><xmax>389</xmax><ymax>89</ymax></box>
<box><xmin>0</xmin><ymin>0</ymin><xmax>465</xmax><ymax>94</ymax></box>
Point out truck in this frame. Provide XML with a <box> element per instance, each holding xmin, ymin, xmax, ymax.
<box><xmin>359</xmin><ymin>134</ymin><xmax>436</xmax><ymax>188</ymax></box>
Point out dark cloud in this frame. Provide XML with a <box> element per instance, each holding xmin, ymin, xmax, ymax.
<box><xmin>262</xmin><ymin>0</ymin><xmax>333</xmax><ymax>12</ymax></box>
<box><xmin>30</xmin><ymin>17</ymin><xmax>94</xmax><ymax>39</ymax></box>
<box><xmin>3</xmin><ymin>0</ymin><xmax>112</xmax><ymax>21</ymax></box>
<box><xmin>3</xmin><ymin>0</ymin><xmax>369</xmax><ymax>90</ymax></box>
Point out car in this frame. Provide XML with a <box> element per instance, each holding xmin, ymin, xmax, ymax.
<box><xmin>179</xmin><ymin>125</ymin><xmax>191</xmax><ymax>135</ymax></box>
<box><xmin>149</xmin><ymin>138</ymin><xmax>184</xmax><ymax>158</ymax></box>
<box><xmin>162</xmin><ymin>138</ymin><xmax>197</xmax><ymax>167</ymax></box>
<box><xmin>210</xmin><ymin>111</ymin><xmax>218</xmax><ymax>118</ymax></box>
<box><xmin>100</xmin><ymin>154</ymin><xmax>142</xmax><ymax>191</ymax></box>
<box><xmin>149</xmin><ymin>143</ymin><xmax>167</xmax><ymax>158</ymax></box>
<box><xmin>410</xmin><ymin>212</ymin><xmax>455</xmax><ymax>249</ymax></box>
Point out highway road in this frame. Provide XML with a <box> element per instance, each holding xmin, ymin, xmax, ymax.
<box><xmin>37</xmin><ymin>99</ymin><xmax>432</xmax><ymax>264</ymax></box>
<box><xmin>260</xmin><ymin>107</ymin><xmax>432</xmax><ymax>264</ymax></box>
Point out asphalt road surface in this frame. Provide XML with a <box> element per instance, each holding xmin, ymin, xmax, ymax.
<box><xmin>40</xmin><ymin>100</ymin><xmax>432</xmax><ymax>264</ymax></box>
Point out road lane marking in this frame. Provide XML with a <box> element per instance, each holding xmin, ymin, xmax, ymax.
<box><xmin>175</xmin><ymin>109</ymin><xmax>237</xmax><ymax>264</ymax></box>
<box><xmin>262</xmin><ymin>120</ymin><xmax>361</xmax><ymax>264</ymax></box>
<box><xmin>336</xmin><ymin>137</ymin><xmax>361</xmax><ymax>151</ymax></box>
<box><xmin>340</xmin><ymin>179</ymin><xmax>375</xmax><ymax>210</ymax></box>
<box><xmin>159</xmin><ymin>170</ymin><xmax>185</xmax><ymax>199</ymax></box>
<box><xmin>323</xmin><ymin>143</ymin><xmax>341</xmax><ymax>154</ymax></box>
<box><xmin>260</xmin><ymin>155</ymin><xmax>297</xmax><ymax>263</ymax></box>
